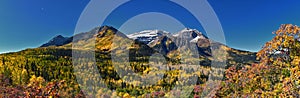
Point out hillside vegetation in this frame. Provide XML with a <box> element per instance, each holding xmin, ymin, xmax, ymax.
<box><xmin>1</xmin><ymin>24</ymin><xmax>298</xmax><ymax>97</ymax></box>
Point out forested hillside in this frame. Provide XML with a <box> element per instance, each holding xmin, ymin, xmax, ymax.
<box><xmin>1</xmin><ymin>24</ymin><xmax>297</xmax><ymax>97</ymax></box>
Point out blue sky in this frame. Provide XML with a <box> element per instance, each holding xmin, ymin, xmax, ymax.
<box><xmin>1</xmin><ymin>0</ymin><xmax>300</xmax><ymax>53</ymax></box>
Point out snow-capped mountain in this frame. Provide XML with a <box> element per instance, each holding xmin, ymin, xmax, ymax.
<box><xmin>127</xmin><ymin>28</ymin><xmax>208</xmax><ymax>45</ymax></box>
<box><xmin>125</xmin><ymin>28</ymin><xmax>210</xmax><ymax>56</ymax></box>
<box><xmin>173</xmin><ymin>28</ymin><xmax>209</xmax><ymax>47</ymax></box>
<box><xmin>173</xmin><ymin>28</ymin><xmax>207</xmax><ymax>40</ymax></box>
<box><xmin>127</xmin><ymin>30</ymin><xmax>170</xmax><ymax>44</ymax></box>
<box><xmin>39</xmin><ymin>26</ymin><xmax>257</xmax><ymax>66</ymax></box>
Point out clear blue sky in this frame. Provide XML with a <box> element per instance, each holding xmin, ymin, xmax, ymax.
<box><xmin>1</xmin><ymin>0</ymin><xmax>300</xmax><ymax>53</ymax></box>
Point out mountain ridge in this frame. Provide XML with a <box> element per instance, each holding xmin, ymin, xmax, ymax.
<box><xmin>37</xmin><ymin>26</ymin><xmax>257</xmax><ymax>66</ymax></box>
<box><xmin>41</xmin><ymin>26</ymin><xmax>218</xmax><ymax>51</ymax></box>
<box><xmin>0</xmin><ymin>26</ymin><xmax>257</xmax><ymax>67</ymax></box>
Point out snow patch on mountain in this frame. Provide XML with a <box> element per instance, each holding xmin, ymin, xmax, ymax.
<box><xmin>190</xmin><ymin>36</ymin><xmax>206</xmax><ymax>43</ymax></box>
<box><xmin>126</xmin><ymin>28</ymin><xmax>208</xmax><ymax>45</ymax></box>
<box><xmin>180</xmin><ymin>28</ymin><xmax>202</xmax><ymax>34</ymax></box>
<box><xmin>127</xmin><ymin>30</ymin><xmax>170</xmax><ymax>44</ymax></box>
<box><xmin>174</xmin><ymin>28</ymin><xmax>203</xmax><ymax>38</ymax></box>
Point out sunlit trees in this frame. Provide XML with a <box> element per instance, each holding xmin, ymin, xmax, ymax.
<box><xmin>3</xmin><ymin>24</ymin><xmax>299</xmax><ymax>97</ymax></box>
<box><xmin>216</xmin><ymin>24</ymin><xmax>300</xmax><ymax>97</ymax></box>
<box><xmin>257</xmin><ymin>24</ymin><xmax>300</xmax><ymax>95</ymax></box>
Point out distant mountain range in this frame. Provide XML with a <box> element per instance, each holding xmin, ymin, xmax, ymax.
<box><xmin>39</xmin><ymin>26</ymin><xmax>257</xmax><ymax>66</ymax></box>
<box><xmin>41</xmin><ymin>27</ymin><xmax>207</xmax><ymax>48</ymax></box>
<box><xmin>0</xmin><ymin>26</ymin><xmax>257</xmax><ymax>95</ymax></box>
<box><xmin>40</xmin><ymin>35</ymin><xmax>72</xmax><ymax>47</ymax></box>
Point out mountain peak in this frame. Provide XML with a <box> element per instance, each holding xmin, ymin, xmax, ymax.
<box><xmin>99</xmin><ymin>26</ymin><xmax>118</xmax><ymax>33</ymax></box>
<box><xmin>41</xmin><ymin>35</ymin><xmax>71</xmax><ymax>47</ymax></box>
<box><xmin>96</xmin><ymin>26</ymin><xmax>131</xmax><ymax>39</ymax></box>
<box><xmin>172</xmin><ymin>28</ymin><xmax>205</xmax><ymax>40</ymax></box>
<box><xmin>54</xmin><ymin>35</ymin><xmax>64</xmax><ymax>38</ymax></box>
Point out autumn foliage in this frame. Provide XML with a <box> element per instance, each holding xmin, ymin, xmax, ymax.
<box><xmin>0</xmin><ymin>24</ymin><xmax>299</xmax><ymax>97</ymax></box>
<box><xmin>216</xmin><ymin>24</ymin><xmax>300</xmax><ymax>97</ymax></box>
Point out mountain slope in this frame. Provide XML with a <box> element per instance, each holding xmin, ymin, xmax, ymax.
<box><xmin>38</xmin><ymin>26</ymin><xmax>256</xmax><ymax>66</ymax></box>
<box><xmin>0</xmin><ymin>25</ymin><xmax>257</xmax><ymax>97</ymax></box>
<box><xmin>41</xmin><ymin>35</ymin><xmax>72</xmax><ymax>47</ymax></box>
